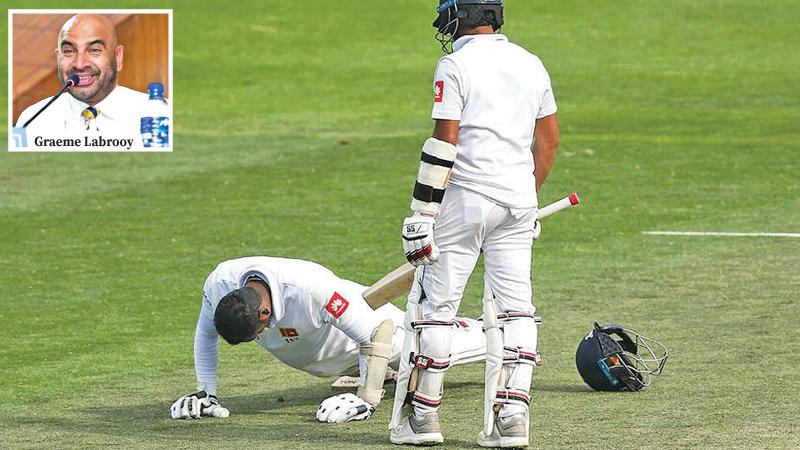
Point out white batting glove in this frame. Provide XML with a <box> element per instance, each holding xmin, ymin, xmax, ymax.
<box><xmin>316</xmin><ymin>393</ymin><xmax>375</xmax><ymax>423</ymax></box>
<box><xmin>532</xmin><ymin>219</ymin><xmax>542</xmax><ymax>241</ymax></box>
<box><xmin>170</xmin><ymin>391</ymin><xmax>230</xmax><ymax>419</ymax></box>
<box><xmin>402</xmin><ymin>214</ymin><xmax>439</xmax><ymax>266</ymax></box>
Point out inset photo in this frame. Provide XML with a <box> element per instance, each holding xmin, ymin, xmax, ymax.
<box><xmin>8</xmin><ymin>10</ymin><xmax>173</xmax><ymax>151</ymax></box>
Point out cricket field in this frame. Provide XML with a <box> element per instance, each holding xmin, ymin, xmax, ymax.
<box><xmin>1</xmin><ymin>1</ymin><xmax>798</xmax><ymax>448</ymax></box>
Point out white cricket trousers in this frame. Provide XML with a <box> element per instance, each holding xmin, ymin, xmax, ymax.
<box><xmin>419</xmin><ymin>185</ymin><xmax>537</xmax><ymax>320</ymax></box>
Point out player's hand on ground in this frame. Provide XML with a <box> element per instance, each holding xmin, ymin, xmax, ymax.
<box><xmin>532</xmin><ymin>219</ymin><xmax>542</xmax><ymax>240</ymax></box>
<box><xmin>402</xmin><ymin>214</ymin><xmax>439</xmax><ymax>266</ymax></box>
<box><xmin>170</xmin><ymin>390</ymin><xmax>230</xmax><ymax>419</ymax></box>
<box><xmin>316</xmin><ymin>393</ymin><xmax>375</xmax><ymax>423</ymax></box>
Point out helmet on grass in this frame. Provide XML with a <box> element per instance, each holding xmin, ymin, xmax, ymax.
<box><xmin>575</xmin><ymin>323</ymin><xmax>668</xmax><ymax>391</ymax></box>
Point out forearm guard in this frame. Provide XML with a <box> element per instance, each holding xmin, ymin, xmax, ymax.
<box><xmin>410</xmin><ymin>137</ymin><xmax>457</xmax><ymax>215</ymax></box>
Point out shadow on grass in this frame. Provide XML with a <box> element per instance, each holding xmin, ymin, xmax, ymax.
<box><xmin>5</xmin><ymin>381</ymin><xmax>405</xmax><ymax>446</ymax></box>
<box><xmin>534</xmin><ymin>384</ymin><xmax>592</xmax><ymax>394</ymax></box>
<box><xmin>5</xmin><ymin>379</ymin><xmax>585</xmax><ymax>448</ymax></box>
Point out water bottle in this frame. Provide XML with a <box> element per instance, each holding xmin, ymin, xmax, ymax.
<box><xmin>140</xmin><ymin>82</ymin><xmax>170</xmax><ymax>147</ymax></box>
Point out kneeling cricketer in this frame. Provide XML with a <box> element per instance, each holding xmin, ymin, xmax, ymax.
<box><xmin>170</xmin><ymin>256</ymin><xmax>486</xmax><ymax>422</ymax></box>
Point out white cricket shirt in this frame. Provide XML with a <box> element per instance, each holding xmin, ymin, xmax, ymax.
<box><xmin>15</xmin><ymin>85</ymin><xmax>152</xmax><ymax>149</ymax></box>
<box><xmin>193</xmin><ymin>256</ymin><xmax>403</xmax><ymax>395</ymax></box>
<box><xmin>431</xmin><ymin>34</ymin><xmax>557</xmax><ymax>208</ymax></box>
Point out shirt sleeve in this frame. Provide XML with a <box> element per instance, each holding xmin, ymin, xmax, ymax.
<box><xmin>318</xmin><ymin>281</ymin><xmax>385</xmax><ymax>387</ymax></box>
<box><xmin>318</xmin><ymin>280</ymin><xmax>381</xmax><ymax>345</ymax></box>
<box><xmin>537</xmin><ymin>65</ymin><xmax>558</xmax><ymax>118</ymax></box>
<box><xmin>194</xmin><ymin>293</ymin><xmax>220</xmax><ymax>395</ymax></box>
<box><xmin>431</xmin><ymin>57</ymin><xmax>465</xmax><ymax>121</ymax></box>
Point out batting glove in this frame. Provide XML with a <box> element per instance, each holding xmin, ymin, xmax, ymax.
<box><xmin>402</xmin><ymin>214</ymin><xmax>439</xmax><ymax>266</ymax></box>
<box><xmin>316</xmin><ymin>393</ymin><xmax>375</xmax><ymax>423</ymax></box>
<box><xmin>170</xmin><ymin>390</ymin><xmax>230</xmax><ymax>419</ymax></box>
<box><xmin>532</xmin><ymin>219</ymin><xmax>542</xmax><ymax>241</ymax></box>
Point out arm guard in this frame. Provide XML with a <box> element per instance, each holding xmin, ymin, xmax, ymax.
<box><xmin>357</xmin><ymin>319</ymin><xmax>394</xmax><ymax>405</ymax></box>
<box><xmin>410</xmin><ymin>137</ymin><xmax>457</xmax><ymax>215</ymax></box>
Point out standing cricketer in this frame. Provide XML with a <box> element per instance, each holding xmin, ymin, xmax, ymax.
<box><xmin>169</xmin><ymin>256</ymin><xmax>485</xmax><ymax>423</ymax></box>
<box><xmin>391</xmin><ymin>0</ymin><xmax>560</xmax><ymax>447</ymax></box>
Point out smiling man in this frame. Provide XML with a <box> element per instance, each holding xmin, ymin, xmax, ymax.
<box><xmin>15</xmin><ymin>14</ymin><xmax>159</xmax><ymax>149</ymax></box>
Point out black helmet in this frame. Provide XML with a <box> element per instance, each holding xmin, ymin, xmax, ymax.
<box><xmin>433</xmin><ymin>0</ymin><xmax>504</xmax><ymax>53</ymax></box>
<box><xmin>575</xmin><ymin>323</ymin><xmax>668</xmax><ymax>391</ymax></box>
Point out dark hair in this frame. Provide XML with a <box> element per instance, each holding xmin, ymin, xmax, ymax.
<box><xmin>213</xmin><ymin>287</ymin><xmax>263</xmax><ymax>345</ymax></box>
<box><xmin>458</xmin><ymin>5</ymin><xmax>502</xmax><ymax>31</ymax></box>
<box><xmin>471</xmin><ymin>10</ymin><xmax>499</xmax><ymax>29</ymax></box>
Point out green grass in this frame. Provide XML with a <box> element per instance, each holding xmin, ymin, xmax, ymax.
<box><xmin>1</xmin><ymin>0</ymin><xmax>799</xmax><ymax>448</ymax></box>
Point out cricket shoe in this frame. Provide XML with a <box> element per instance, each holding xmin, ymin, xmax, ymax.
<box><xmin>331</xmin><ymin>367</ymin><xmax>397</xmax><ymax>389</ymax></box>
<box><xmin>477</xmin><ymin>413</ymin><xmax>529</xmax><ymax>448</ymax></box>
<box><xmin>390</xmin><ymin>411</ymin><xmax>444</xmax><ymax>445</ymax></box>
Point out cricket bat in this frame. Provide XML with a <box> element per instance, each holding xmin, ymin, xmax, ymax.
<box><xmin>364</xmin><ymin>192</ymin><xmax>580</xmax><ymax>309</ymax></box>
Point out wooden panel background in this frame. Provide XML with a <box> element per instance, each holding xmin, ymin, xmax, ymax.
<box><xmin>12</xmin><ymin>13</ymin><xmax>169</xmax><ymax>124</ymax></box>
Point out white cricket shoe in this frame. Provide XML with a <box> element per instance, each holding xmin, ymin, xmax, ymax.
<box><xmin>477</xmin><ymin>413</ymin><xmax>529</xmax><ymax>448</ymax></box>
<box><xmin>390</xmin><ymin>411</ymin><xmax>444</xmax><ymax>445</ymax></box>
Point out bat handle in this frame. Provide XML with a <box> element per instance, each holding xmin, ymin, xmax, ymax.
<box><xmin>537</xmin><ymin>192</ymin><xmax>580</xmax><ymax>219</ymax></box>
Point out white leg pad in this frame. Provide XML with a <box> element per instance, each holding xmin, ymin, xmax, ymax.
<box><xmin>389</xmin><ymin>302</ymin><xmax>419</xmax><ymax>431</ymax></box>
<box><xmin>482</xmin><ymin>295</ymin><xmax>504</xmax><ymax>437</ymax></box>
<box><xmin>450</xmin><ymin>317</ymin><xmax>487</xmax><ymax>366</ymax></box>
<box><xmin>411</xmin><ymin>323</ymin><xmax>452</xmax><ymax>414</ymax></box>
<box><xmin>357</xmin><ymin>319</ymin><xmax>394</xmax><ymax>405</ymax></box>
<box><xmin>498</xmin><ymin>314</ymin><xmax>539</xmax><ymax>418</ymax></box>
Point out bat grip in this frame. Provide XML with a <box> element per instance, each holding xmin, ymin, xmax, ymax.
<box><xmin>537</xmin><ymin>192</ymin><xmax>580</xmax><ymax>220</ymax></box>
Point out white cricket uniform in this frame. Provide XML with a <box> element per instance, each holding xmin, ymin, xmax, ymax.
<box><xmin>390</xmin><ymin>33</ymin><xmax>557</xmax><ymax>428</ymax></box>
<box><xmin>193</xmin><ymin>257</ymin><xmax>485</xmax><ymax>395</ymax></box>
<box><xmin>422</xmin><ymin>33</ymin><xmax>557</xmax><ymax>318</ymax></box>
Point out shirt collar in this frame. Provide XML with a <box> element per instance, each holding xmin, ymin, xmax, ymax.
<box><xmin>452</xmin><ymin>33</ymin><xmax>508</xmax><ymax>52</ymax></box>
<box><xmin>238</xmin><ymin>270</ymin><xmax>284</xmax><ymax>328</ymax></box>
<box><xmin>66</xmin><ymin>85</ymin><xmax>125</xmax><ymax>121</ymax></box>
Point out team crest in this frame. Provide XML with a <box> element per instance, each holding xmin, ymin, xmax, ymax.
<box><xmin>279</xmin><ymin>327</ymin><xmax>300</xmax><ymax>343</ymax></box>
<box><xmin>434</xmin><ymin>80</ymin><xmax>444</xmax><ymax>103</ymax></box>
<box><xmin>326</xmin><ymin>292</ymin><xmax>349</xmax><ymax>319</ymax></box>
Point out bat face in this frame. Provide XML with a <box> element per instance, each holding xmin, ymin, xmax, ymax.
<box><xmin>363</xmin><ymin>263</ymin><xmax>416</xmax><ymax>308</ymax></box>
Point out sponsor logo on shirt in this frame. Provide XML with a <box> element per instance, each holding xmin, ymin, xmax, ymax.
<box><xmin>434</xmin><ymin>80</ymin><xmax>444</xmax><ymax>103</ymax></box>
<box><xmin>279</xmin><ymin>327</ymin><xmax>300</xmax><ymax>343</ymax></box>
<box><xmin>326</xmin><ymin>292</ymin><xmax>350</xmax><ymax>319</ymax></box>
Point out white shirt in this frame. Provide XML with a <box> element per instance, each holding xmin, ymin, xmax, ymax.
<box><xmin>194</xmin><ymin>256</ymin><xmax>404</xmax><ymax>395</ymax></box>
<box><xmin>15</xmin><ymin>85</ymin><xmax>153</xmax><ymax>150</ymax></box>
<box><xmin>431</xmin><ymin>34</ymin><xmax>558</xmax><ymax>208</ymax></box>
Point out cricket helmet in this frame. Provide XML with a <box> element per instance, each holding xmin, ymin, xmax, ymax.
<box><xmin>575</xmin><ymin>323</ymin><xmax>668</xmax><ymax>391</ymax></box>
<box><xmin>433</xmin><ymin>0</ymin><xmax>504</xmax><ymax>53</ymax></box>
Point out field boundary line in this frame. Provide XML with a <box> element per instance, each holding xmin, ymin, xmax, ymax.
<box><xmin>643</xmin><ymin>231</ymin><xmax>800</xmax><ymax>238</ymax></box>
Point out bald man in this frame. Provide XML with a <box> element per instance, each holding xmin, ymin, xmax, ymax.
<box><xmin>15</xmin><ymin>14</ymin><xmax>167</xmax><ymax>150</ymax></box>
